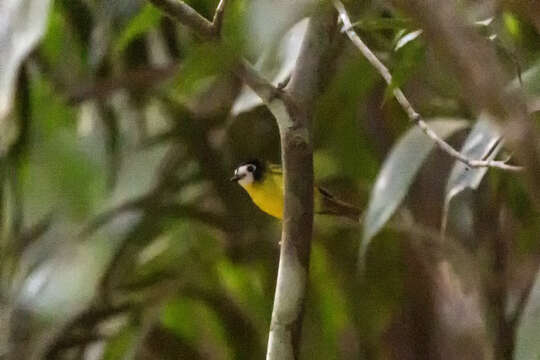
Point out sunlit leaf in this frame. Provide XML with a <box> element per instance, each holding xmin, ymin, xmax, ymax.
<box><xmin>394</xmin><ymin>29</ymin><xmax>423</xmax><ymax>51</ymax></box>
<box><xmin>442</xmin><ymin>115</ymin><xmax>501</xmax><ymax>237</ymax></box>
<box><xmin>514</xmin><ymin>267</ymin><xmax>540</xmax><ymax>360</ymax></box>
<box><xmin>475</xmin><ymin>17</ymin><xmax>494</xmax><ymax>27</ymax></box>
<box><xmin>361</xmin><ymin>119</ymin><xmax>469</xmax><ymax>262</ymax></box>
<box><xmin>503</xmin><ymin>12</ymin><xmax>521</xmax><ymax>38</ymax></box>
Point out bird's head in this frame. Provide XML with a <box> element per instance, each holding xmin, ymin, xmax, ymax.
<box><xmin>230</xmin><ymin>159</ymin><xmax>264</xmax><ymax>187</ymax></box>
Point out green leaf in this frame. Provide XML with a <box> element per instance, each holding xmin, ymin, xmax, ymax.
<box><xmin>503</xmin><ymin>12</ymin><xmax>521</xmax><ymax>39</ymax></box>
<box><xmin>308</xmin><ymin>243</ymin><xmax>349</xmax><ymax>357</ymax></box>
<box><xmin>160</xmin><ymin>296</ymin><xmax>231</xmax><ymax>357</ymax></box>
<box><xmin>103</xmin><ymin>325</ymin><xmax>138</xmax><ymax>360</ymax></box>
<box><xmin>112</xmin><ymin>3</ymin><xmax>162</xmax><ymax>58</ymax></box>
<box><xmin>215</xmin><ymin>260</ymin><xmax>270</xmax><ymax>331</ymax></box>
<box><xmin>514</xmin><ymin>267</ymin><xmax>540</xmax><ymax>360</ymax></box>
<box><xmin>175</xmin><ymin>41</ymin><xmax>238</xmax><ymax>97</ymax></box>
<box><xmin>361</xmin><ymin>119</ymin><xmax>469</xmax><ymax>263</ymax></box>
<box><xmin>24</xmin><ymin>73</ymin><xmax>106</xmax><ymax>221</ymax></box>
<box><xmin>316</xmin><ymin>57</ymin><xmax>379</xmax><ymax>180</ymax></box>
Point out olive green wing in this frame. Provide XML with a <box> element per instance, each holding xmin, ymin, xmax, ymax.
<box><xmin>316</xmin><ymin>186</ymin><xmax>361</xmax><ymax>221</ymax></box>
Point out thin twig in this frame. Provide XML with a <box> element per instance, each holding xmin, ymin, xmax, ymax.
<box><xmin>333</xmin><ymin>0</ymin><xmax>522</xmax><ymax>172</ymax></box>
<box><xmin>211</xmin><ymin>0</ymin><xmax>228</xmax><ymax>36</ymax></box>
<box><xmin>145</xmin><ymin>0</ymin><xmax>291</xmax><ymax>116</ymax></box>
<box><xmin>233</xmin><ymin>60</ymin><xmax>282</xmax><ymax>104</ymax></box>
<box><xmin>147</xmin><ymin>0</ymin><xmax>227</xmax><ymax>37</ymax></box>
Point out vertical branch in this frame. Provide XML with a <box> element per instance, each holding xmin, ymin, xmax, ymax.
<box><xmin>266</xmin><ymin>4</ymin><xmax>337</xmax><ymax>360</ymax></box>
<box><xmin>146</xmin><ymin>0</ymin><xmax>338</xmax><ymax>357</ymax></box>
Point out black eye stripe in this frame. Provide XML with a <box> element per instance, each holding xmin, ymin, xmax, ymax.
<box><xmin>247</xmin><ymin>165</ymin><xmax>255</xmax><ymax>172</ymax></box>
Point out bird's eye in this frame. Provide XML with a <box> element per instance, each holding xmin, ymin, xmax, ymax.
<box><xmin>247</xmin><ymin>165</ymin><xmax>255</xmax><ymax>172</ymax></box>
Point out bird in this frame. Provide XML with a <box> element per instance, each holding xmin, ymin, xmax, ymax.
<box><xmin>230</xmin><ymin>159</ymin><xmax>361</xmax><ymax>220</ymax></box>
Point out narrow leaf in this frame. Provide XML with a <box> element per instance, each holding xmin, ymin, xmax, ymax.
<box><xmin>361</xmin><ymin>119</ymin><xmax>469</xmax><ymax>262</ymax></box>
<box><xmin>394</xmin><ymin>29</ymin><xmax>423</xmax><ymax>51</ymax></box>
<box><xmin>442</xmin><ymin>115</ymin><xmax>502</xmax><ymax>237</ymax></box>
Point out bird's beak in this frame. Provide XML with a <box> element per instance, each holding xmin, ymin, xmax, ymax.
<box><xmin>230</xmin><ymin>174</ymin><xmax>244</xmax><ymax>182</ymax></box>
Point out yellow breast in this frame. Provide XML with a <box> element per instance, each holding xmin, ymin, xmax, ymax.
<box><xmin>241</xmin><ymin>173</ymin><xmax>284</xmax><ymax>219</ymax></box>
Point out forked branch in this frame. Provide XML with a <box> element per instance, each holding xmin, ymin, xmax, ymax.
<box><xmin>147</xmin><ymin>0</ymin><xmax>227</xmax><ymax>37</ymax></box>
<box><xmin>333</xmin><ymin>0</ymin><xmax>522</xmax><ymax>172</ymax></box>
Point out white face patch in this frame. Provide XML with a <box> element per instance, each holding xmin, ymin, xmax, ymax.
<box><xmin>235</xmin><ymin>164</ymin><xmax>255</xmax><ymax>186</ymax></box>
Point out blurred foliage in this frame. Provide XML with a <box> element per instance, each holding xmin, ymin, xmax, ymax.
<box><xmin>1</xmin><ymin>0</ymin><xmax>540</xmax><ymax>359</ymax></box>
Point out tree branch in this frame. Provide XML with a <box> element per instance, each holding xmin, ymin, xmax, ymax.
<box><xmin>233</xmin><ymin>60</ymin><xmax>282</xmax><ymax>105</ymax></box>
<box><xmin>389</xmin><ymin>0</ymin><xmax>540</xmax><ymax>209</ymax></box>
<box><xmin>333</xmin><ymin>0</ymin><xmax>522</xmax><ymax>172</ymax></box>
<box><xmin>265</xmin><ymin>4</ymin><xmax>337</xmax><ymax>360</ymax></box>
<box><xmin>147</xmin><ymin>0</ymin><xmax>227</xmax><ymax>38</ymax></box>
<box><xmin>146</xmin><ymin>0</ymin><xmax>336</xmax><ymax>357</ymax></box>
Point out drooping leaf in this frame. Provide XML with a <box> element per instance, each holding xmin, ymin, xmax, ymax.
<box><xmin>442</xmin><ymin>115</ymin><xmax>502</xmax><ymax>237</ymax></box>
<box><xmin>361</xmin><ymin>119</ymin><xmax>469</xmax><ymax>262</ymax></box>
<box><xmin>514</xmin><ymin>267</ymin><xmax>540</xmax><ymax>360</ymax></box>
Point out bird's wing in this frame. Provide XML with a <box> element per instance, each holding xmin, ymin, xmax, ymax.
<box><xmin>316</xmin><ymin>186</ymin><xmax>360</xmax><ymax>221</ymax></box>
<box><xmin>317</xmin><ymin>185</ymin><xmax>335</xmax><ymax>199</ymax></box>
